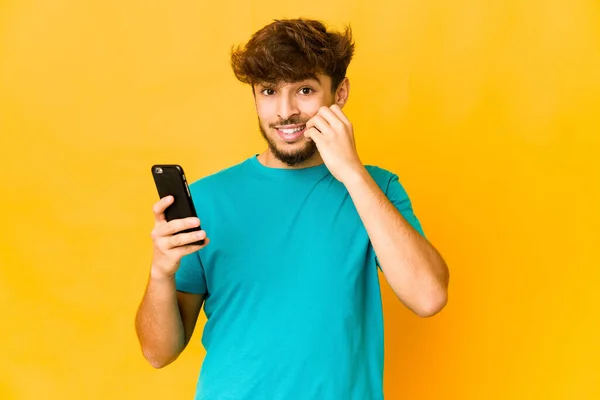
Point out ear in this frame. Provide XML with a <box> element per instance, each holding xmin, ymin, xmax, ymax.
<box><xmin>334</xmin><ymin>77</ymin><xmax>350</xmax><ymax>108</ymax></box>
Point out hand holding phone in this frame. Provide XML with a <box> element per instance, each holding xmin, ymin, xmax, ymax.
<box><xmin>149</xmin><ymin>165</ymin><xmax>209</xmax><ymax>278</ymax></box>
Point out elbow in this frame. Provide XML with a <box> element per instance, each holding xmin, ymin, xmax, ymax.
<box><xmin>147</xmin><ymin>358</ymin><xmax>170</xmax><ymax>369</ymax></box>
<box><xmin>414</xmin><ymin>286</ymin><xmax>448</xmax><ymax>318</ymax></box>
<box><xmin>141</xmin><ymin>347</ymin><xmax>177</xmax><ymax>369</ymax></box>
<box><xmin>415</xmin><ymin>260</ymin><xmax>450</xmax><ymax>318</ymax></box>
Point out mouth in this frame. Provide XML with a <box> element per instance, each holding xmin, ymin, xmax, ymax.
<box><xmin>274</xmin><ymin>124</ymin><xmax>307</xmax><ymax>142</ymax></box>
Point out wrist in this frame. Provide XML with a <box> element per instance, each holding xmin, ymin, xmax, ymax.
<box><xmin>150</xmin><ymin>265</ymin><xmax>176</xmax><ymax>283</ymax></box>
<box><xmin>341</xmin><ymin>164</ymin><xmax>369</xmax><ymax>188</ymax></box>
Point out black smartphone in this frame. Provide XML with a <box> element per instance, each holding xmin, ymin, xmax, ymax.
<box><xmin>151</xmin><ymin>164</ymin><xmax>204</xmax><ymax>245</ymax></box>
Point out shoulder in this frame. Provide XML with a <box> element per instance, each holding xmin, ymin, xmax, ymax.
<box><xmin>364</xmin><ymin>164</ymin><xmax>402</xmax><ymax>192</ymax></box>
<box><xmin>364</xmin><ymin>164</ymin><xmax>395</xmax><ymax>180</ymax></box>
<box><xmin>188</xmin><ymin>157</ymin><xmax>252</xmax><ymax>193</ymax></box>
<box><xmin>364</xmin><ymin>164</ymin><xmax>425</xmax><ymax>235</ymax></box>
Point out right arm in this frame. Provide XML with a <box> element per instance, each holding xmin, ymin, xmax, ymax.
<box><xmin>135</xmin><ymin>195</ymin><xmax>210</xmax><ymax>368</ymax></box>
<box><xmin>135</xmin><ymin>274</ymin><xmax>205</xmax><ymax>368</ymax></box>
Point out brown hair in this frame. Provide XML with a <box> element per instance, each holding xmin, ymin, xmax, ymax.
<box><xmin>230</xmin><ymin>18</ymin><xmax>355</xmax><ymax>93</ymax></box>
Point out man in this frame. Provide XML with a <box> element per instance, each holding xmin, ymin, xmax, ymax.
<box><xmin>135</xmin><ymin>18</ymin><xmax>449</xmax><ymax>400</ymax></box>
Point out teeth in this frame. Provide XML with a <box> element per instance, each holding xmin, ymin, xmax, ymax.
<box><xmin>280</xmin><ymin>126</ymin><xmax>304</xmax><ymax>135</ymax></box>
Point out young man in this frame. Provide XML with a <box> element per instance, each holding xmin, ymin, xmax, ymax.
<box><xmin>135</xmin><ymin>18</ymin><xmax>449</xmax><ymax>400</ymax></box>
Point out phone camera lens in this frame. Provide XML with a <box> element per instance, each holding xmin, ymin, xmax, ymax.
<box><xmin>154</xmin><ymin>167</ymin><xmax>163</xmax><ymax>174</ymax></box>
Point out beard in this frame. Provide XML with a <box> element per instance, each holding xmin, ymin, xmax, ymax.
<box><xmin>258</xmin><ymin>116</ymin><xmax>318</xmax><ymax>167</ymax></box>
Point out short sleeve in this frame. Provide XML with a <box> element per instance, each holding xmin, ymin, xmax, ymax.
<box><xmin>175</xmin><ymin>251</ymin><xmax>207</xmax><ymax>294</ymax></box>
<box><xmin>374</xmin><ymin>173</ymin><xmax>426</xmax><ymax>268</ymax></box>
<box><xmin>385</xmin><ymin>173</ymin><xmax>426</xmax><ymax>238</ymax></box>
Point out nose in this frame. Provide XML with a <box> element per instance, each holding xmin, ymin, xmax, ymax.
<box><xmin>277</xmin><ymin>95</ymin><xmax>299</xmax><ymax>121</ymax></box>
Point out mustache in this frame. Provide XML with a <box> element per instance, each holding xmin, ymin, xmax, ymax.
<box><xmin>269</xmin><ymin>116</ymin><xmax>309</xmax><ymax>128</ymax></box>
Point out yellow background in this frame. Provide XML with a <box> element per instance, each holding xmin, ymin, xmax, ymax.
<box><xmin>2</xmin><ymin>0</ymin><xmax>599</xmax><ymax>399</ymax></box>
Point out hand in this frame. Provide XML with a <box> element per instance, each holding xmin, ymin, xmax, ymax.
<box><xmin>149</xmin><ymin>195</ymin><xmax>209</xmax><ymax>279</ymax></box>
<box><xmin>304</xmin><ymin>105</ymin><xmax>365</xmax><ymax>184</ymax></box>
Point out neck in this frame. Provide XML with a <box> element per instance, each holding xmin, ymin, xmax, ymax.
<box><xmin>257</xmin><ymin>149</ymin><xmax>324</xmax><ymax>169</ymax></box>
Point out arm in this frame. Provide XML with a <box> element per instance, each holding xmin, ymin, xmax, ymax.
<box><xmin>344</xmin><ymin>168</ymin><xmax>449</xmax><ymax>317</ymax></box>
<box><xmin>135</xmin><ymin>270</ymin><xmax>204</xmax><ymax>368</ymax></box>
<box><xmin>304</xmin><ymin>104</ymin><xmax>449</xmax><ymax>317</ymax></box>
<box><xmin>135</xmin><ymin>194</ymin><xmax>210</xmax><ymax>368</ymax></box>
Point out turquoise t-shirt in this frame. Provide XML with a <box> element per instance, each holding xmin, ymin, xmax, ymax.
<box><xmin>175</xmin><ymin>155</ymin><xmax>425</xmax><ymax>400</ymax></box>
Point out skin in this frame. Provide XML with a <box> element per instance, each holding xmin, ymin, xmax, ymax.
<box><xmin>254</xmin><ymin>74</ymin><xmax>449</xmax><ymax>316</ymax></box>
<box><xmin>134</xmin><ymin>72</ymin><xmax>450</xmax><ymax>369</ymax></box>
<box><xmin>134</xmin><ymin>197</ymin><xmax>208</xmax><ymax>368</ymax></box>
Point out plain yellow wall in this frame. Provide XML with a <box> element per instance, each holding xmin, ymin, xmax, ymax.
<box><xmin>2</xmin><ymin>0</ymin><xmax>599</xmax><ymax>399</ymax></box>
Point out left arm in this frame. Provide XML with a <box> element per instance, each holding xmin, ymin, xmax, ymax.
<box><xmin>343</xmin><ymin>168</ymin><xmax>449</xmax><ymax>317</ymax></box>
<box><xmin>306</xmin><ymin>105</ymin><xmax>449</xmax><ymax>317</ymax></box>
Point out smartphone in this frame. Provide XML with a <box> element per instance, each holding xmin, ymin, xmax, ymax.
<box><xmin>151</xmin><ymin>164</ymin><xmax>204</xmax><ymax>245</ymax></box>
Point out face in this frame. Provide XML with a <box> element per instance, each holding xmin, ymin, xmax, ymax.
<box><xmin>253</xmin><ymin>74</ymin><xmax>345</xmax><ymax>167</ymax></box>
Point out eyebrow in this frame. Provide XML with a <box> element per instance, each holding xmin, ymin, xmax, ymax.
<box><xmin>257</xmin><ymin>76</ymin><xmax>322</xmax><ymax>90</ymax></box>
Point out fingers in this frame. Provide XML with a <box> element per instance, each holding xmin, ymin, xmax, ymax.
<box><xmin>151</xmin><ymin>216</ymin><xmax>201</xmax><ymax>245</ymax></box>
<box><xmin>152</xmin><ymin>195</ymin><xmax>174</xmax><ymax>223</ymax></box>
<box><xmin>178</xmin><ymin>237</ymin><xmax>210</xmax><ymax>256</ymax></box>
<box><xmin>306</xmin><ymin>115</ymin><xmax>333</xmax><ymax>147</ymax></box>
<box><xmin>168</xmin><ymin>229</ymin><xmax>207</xmax><ymax>249</ymax></box>
<box><xmin>163</xmin><ymin>217</ymin><xmax>201</xmax><ymax>236</ymax></box>
<box><xmin>308</xmin><ymin>115</ymin><xmax>332</xmax><ymax>136</ymax></box>
<box><xmin>316</xmin><ymin>106</ymin><xmax>346</xmax><ymax>133</ymax></box>
<box><xmin>304</xmin><ymin>125</ymin><xmax>324</xmax><ymax>143</ymax></box>
<box><xmin>328</xmin><ymin>104</ymin><xmax>351</xmax><ymax>127</ymax></box>
<box><xmin>155</xmin><ymin>229</ymin><xmax>208</xmax><ymax>253</ymax></box>
<box><xmin>305</xmin><ymin>106</ymin><xmax>348</xmax><ymax>141</ymax></box>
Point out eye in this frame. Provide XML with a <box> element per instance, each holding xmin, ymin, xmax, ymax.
<box><xmin>261</xmin><ymin>88</ymin><xmax>275</xmax><ymax>96</ymax></box>
<box><xmin>299</xmin><ymin>87</ymin><xmax>314</xmax><ymax>95</ymax></box>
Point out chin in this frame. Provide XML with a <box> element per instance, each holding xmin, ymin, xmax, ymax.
<box><xmin>258</xmin><ymin>119</ymin><xmax>317</xmax><ymax>166</ymax></box>
<box><xmin>271</xmin><ymin>140</ymin><xmax>318</xmax><ymax>167</ymax></box>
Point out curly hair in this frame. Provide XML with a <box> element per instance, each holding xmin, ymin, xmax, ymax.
<box><xmin>230</xmin><ymin>18</ymin><xmax>355</xmax><ymax>93</ymax></box>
